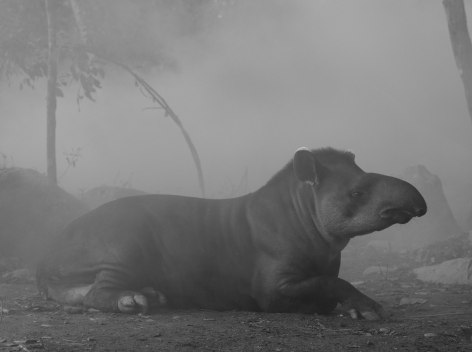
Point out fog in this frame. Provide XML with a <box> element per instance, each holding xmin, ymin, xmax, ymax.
<box><xmin>1</xmin><ymin>0</ymin><xmax>472</xmax><ymax>223</ymax></box>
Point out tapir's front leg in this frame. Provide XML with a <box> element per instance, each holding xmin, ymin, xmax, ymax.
<box><xmin>253</xmin><ymin>263</ymin><xmax>385</xmax><ymax>319</ymax></box>
<box><xmin>277</xmin><ymin>276</ymin><xmax>386</xmax><ymax>320</ymax></box>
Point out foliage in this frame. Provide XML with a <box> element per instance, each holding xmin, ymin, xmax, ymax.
<box><xmin>0</xmin><ymin>0</ymin><xmax>233</xmax><ymax>193</ymax></box>
<box><xmin>0</xmin><ymin>0</ymin><xmax>231</xmax><ymax>100</ymax></box>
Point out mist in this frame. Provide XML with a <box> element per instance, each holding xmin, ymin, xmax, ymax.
<box><xmin>1</xmin><ymin>0</ymin><xmax>472</xmax><ymax>223</ymax></box>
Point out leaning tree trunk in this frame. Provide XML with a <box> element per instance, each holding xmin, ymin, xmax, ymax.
<box><xmin>443</xmin><ymin>0</ymin><xmax>472</xmax><ymax>126</ymax></box>
<box><xmin>45</xmin><ymin>0</ymin><xmax>59</xmax><ymax>185</ymax></box>
<box><xmin>69</xmin><ymin>0</ymin><xmax>206</xmax><ymax>196</ymax></box>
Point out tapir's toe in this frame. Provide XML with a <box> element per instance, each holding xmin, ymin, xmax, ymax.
<box><xmin>141</xmin><ymin>287</ymin><xmax>168</xmax><ymax>306</ymax></box>
<box><xmin>117</xmin><ymin>292</ymin><xmax>149</xmax><ymax>314</ymax></box>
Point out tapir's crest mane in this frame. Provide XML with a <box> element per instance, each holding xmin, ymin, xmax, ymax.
<box><xmin>266</xmin><ymin>147</ymin><xmax>355</xmax><ymax>185</ymax></box>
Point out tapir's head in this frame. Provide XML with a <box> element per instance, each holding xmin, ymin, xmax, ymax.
<box><xmin>293</xmin><ymin>147</ymin><xmax>427</xmax><ymax>242</ymax></box>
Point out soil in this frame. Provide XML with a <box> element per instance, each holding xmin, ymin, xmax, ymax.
<box><xmin>1</xmin><ymin>275</ymin><xmax>471</xmax><ymax>352</ymax></box>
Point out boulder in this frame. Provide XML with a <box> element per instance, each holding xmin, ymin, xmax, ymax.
<box><xmin>410</xmin><ymin>233</ymin><xmax>472</xmax><ymax>265</ymax></box>
<box><xmin>413</xmin><ymin>257</ymin><xmax>472</xmax><ymax>285</ymax></box>
<box><xmin>0</xmin><ymin>168</ymin><xmax>88</xmax><ymax>265</ymax></box>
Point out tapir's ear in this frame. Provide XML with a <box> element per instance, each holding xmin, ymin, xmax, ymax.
<box><xmin>293</xmin><ymin>147</ymin><xmax>319</xmax><ymax>186</ymax></box>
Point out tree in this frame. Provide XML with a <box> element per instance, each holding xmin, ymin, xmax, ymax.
<box><xmin>45</xmin><ymin>0</ymin><xmax>59</xmax><ymax>185</ymax></box>
<box><xmin>443</xmin><ymin>0</ymin><xmax>472</xmax><ymax>126</ymax></box>
<box><xmin>0</xmin><ymin>0</ymin><xmax>226</xmax><ymax>194</ymax></box>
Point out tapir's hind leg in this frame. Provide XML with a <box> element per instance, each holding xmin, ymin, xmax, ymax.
<box><xmin>83</xmin><ymin>270</ymin><xmax>166</xmax><ymax>314</ymax></box>
<box><xmin>41</xmin><ymin>283</ymin><xmax>94</xmax><ymax>306</ymax></box>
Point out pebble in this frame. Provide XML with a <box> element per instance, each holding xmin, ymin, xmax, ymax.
<box><xmin>424</xmin><ymin>333</ymin><xmax>437</xmax><ymax>338</ymax></box>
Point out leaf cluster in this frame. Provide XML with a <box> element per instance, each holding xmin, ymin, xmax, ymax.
<box><xmin>0</xmin><ymin>0</ymin><xmax>230</xmax><ymax>101</ymax></box>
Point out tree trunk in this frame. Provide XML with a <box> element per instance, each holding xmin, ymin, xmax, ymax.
<box><xmin>45</xmin><ymin>0</ymin><xmax>58</xmax><ymax>185</ymax></box>
<box><xmin>443</xmin><ymin>0</ymin><xmax>472</xmax><ymax>125</ymax></box>
<box><xmin>69</xmin><ymin>0</ymin><xmax>89</xmax><ymax>44</ymax></box>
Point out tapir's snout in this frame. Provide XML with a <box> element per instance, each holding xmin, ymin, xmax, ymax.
<box><xmin>374</xmin><ymin>174</ymin><xmax>427</xmax><ymax>225</ymax></box>
<box><xmin>379</xmin><ymin>206</ymin><xmax>426</xmax><ymax>224</ymax></box>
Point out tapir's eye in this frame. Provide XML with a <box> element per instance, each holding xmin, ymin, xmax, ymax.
<box><xmin>350</xmin><ymin>191</ymin><xmax>363</xmax><ymax>198</ymax></box>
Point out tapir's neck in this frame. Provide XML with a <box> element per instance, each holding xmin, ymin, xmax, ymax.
<box><xmin>250</xmin><ymin>172</ymin><xmax>347</xmax><ymax>255</ymax></box>
<box><xmin>287</xmin><ymin>177</ymin><xmax>349</xmax><ymax>253</ymax></box>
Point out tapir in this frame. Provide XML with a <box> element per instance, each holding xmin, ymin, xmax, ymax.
<box><xmin>37</xmin><ymin>147</ymin><xmax>426</xmax><ymax>319</ymax></box>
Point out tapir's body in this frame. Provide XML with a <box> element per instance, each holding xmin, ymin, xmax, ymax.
<box><xmin>37</xmin><ymin>148</ymin><xmax>426</xmax><ymax>318</ymax></box>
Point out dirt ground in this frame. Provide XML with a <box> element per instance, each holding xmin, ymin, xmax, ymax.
<box><xmin>1</xmin><ymin>274</ymin><xmax>471</xmax><ymax>352</ymax></box>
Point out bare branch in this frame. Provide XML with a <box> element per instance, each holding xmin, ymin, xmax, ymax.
<box><xmin>68</xmin><ymin>1</ymin><xmax>205</xmax><ymax>196</ymax></box>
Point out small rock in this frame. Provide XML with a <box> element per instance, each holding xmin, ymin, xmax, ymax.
<box><xmin>0</xmin><ymin>342</ymin><xmax>17</xmax><ymax>347</ymax></box>
<box><xmin>89</xmin><ymin>317</ymin><xmax>106</xmax><ymax>325</ymax></box>
<box><xmin>2</xmin><ymin>268</ymin><xmax>34</xmax><ymax>283</ymax></box>
<box><xmin>64</xmin><ymin>306</ymin><xmax>84</xmax><ymax>314</ymax></box>
<box><xmin>362</xmin><ymin>266</ymin><xmax>396</xmax><ymax>277</ymax></box>
<box><xmin>350</xmin><ymin>281</ymin><xmax>365</xmax><ymax>286</ymax></box>
<box><xmin>25</xmin><ymin>339</ymin><xmax>40</xmax><ymax>344</ymax></box>
<box><xmin>424</xmin><ymin>332</ymin><xmax>437</xmax><ymax>338</ymax></box>
<box><xmin>399</xmin><ymin>297</ymin><xmax>427</xmax><ymax>306</ymax></box>
<box><xmin>460</xmin><ymin>326</ymin><xmax>472</xmax><ymax>341</ymax></box>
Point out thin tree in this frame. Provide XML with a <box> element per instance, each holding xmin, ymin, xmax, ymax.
<box><xmin>45</xmin><ymin>0</ymin><xmax>59</xmax><ymax>184</ymax></box>
<box><xmin>1</xmin><ymin>0</ymin><xmax>215</xmax><ymax>194</ymax></box>
<box><xmin>443</xmin><ymin>0</ymin><xmax>472</xmax><ymax>126</ymax></box>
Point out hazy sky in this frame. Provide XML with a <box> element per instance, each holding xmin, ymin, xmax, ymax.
<box><xmin>1</xmin><ymin>0</ymin><xmax>472</xmax><ymax>222</ymax></box>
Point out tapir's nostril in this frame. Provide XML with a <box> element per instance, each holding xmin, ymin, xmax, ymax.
<box><xmin>379</xmin><ymin>208</ymin><xmax>413</xmax><ymax>224</ymax></box>
<box><xmin>414</xmin><ymin>206</ymin><xmax>427</xmax><ymax>217</ymax></box>
<box><xmin>380</xmin><ymin>204</ymin><xmax>426</xmax><ymax>223</ymax></box>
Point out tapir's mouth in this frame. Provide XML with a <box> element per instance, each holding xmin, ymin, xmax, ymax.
<box><xmin>379</xmin><ymin>209</ymin><xmax>414</xmax><ymax>224</ymax></box>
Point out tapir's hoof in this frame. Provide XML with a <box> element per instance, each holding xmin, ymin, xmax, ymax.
<box><xmin>117</xmin><ymin>292</ymin><xmax>149</xmax><ymax>314</ymax></box>
<box><xmin>342</xmin><ymin>295</ymin><xmax>387</xmax><ymax>321</ymax></box>
<box><xmin>348</xmin><ymin>308</ymin><xmax>384</xmax><ymax>321</ymax></box>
